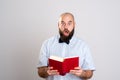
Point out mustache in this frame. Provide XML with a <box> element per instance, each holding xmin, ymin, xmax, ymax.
<box><xmin>64</xmin><ymin>29</ymin><xmax>69</xmax><ymax>33</ymax></box>
<box><xmin>59</xmin><ymin>28</ymin><xmax>74</xmax><ymax>41</ymax></box>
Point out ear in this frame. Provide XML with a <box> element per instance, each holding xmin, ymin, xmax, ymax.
<box><xmin>73</xmin><ymin>21</ymin><xmax>76</xmax><ymax>28</ymax></box>
<box><xmin>58</xmin><ymin>22</ymin><xmax>60</xmax><ymax>28</ymax></box>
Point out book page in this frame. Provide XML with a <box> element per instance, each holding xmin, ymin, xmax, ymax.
<box><xmin>49</xmin><ymin>56</ymin><xmax>64</xmax><ymax>62</ymax></box>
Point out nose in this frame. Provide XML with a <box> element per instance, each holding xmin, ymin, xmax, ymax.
<box><xmin>64</xmin><ymin>24</ymin><xmax>68</xmax><ymax>29</ymax></box>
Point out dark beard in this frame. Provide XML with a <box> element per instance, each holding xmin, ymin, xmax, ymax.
<box><xmin>59</xmin><ymin>28</ymin><xmax>74</xmax><ymax>42</ymax></box>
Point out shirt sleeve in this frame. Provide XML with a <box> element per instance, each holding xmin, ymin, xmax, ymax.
<box><xmin>82</xmin><ymin>44</ymin><xmax>95</xmax><ymax>70</ymax></box>
<box><xmin>37</xmin><ymin>41</ymin><xmax>49</xmax><ymax>67</ymax></box>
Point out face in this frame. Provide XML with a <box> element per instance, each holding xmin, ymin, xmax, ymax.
<box><xmin>58</xmin><ymin>14</ymin><xmax>75</xmax><ymax>37</ymax></box>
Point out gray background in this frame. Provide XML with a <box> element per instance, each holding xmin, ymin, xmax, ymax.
<box><xmin>0</xmin><ymin>0</ymin><xmax>120</xmax><ymax>80</ymax></box>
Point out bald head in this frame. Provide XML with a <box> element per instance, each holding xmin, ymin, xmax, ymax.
<box><xmin>59</xmin><ymin>12</ymin><xmax>75</xmax><ymax>23</ymax></box>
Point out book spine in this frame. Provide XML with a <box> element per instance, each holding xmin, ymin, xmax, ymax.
<box><xmin>64</xmin><ymin>57</ymin><xmax>79</xmax><ymax>73</ymax></box>
<box><xmin>61</xmin><ymin>62</ymin><xmax>67</xmax><ymax>76</ymax></box>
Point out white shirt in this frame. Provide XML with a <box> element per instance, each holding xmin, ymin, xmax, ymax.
<box><xmin>38</xmin><ymin>35</ymin><xmax>95</xmax><ymax>80</ymax></box>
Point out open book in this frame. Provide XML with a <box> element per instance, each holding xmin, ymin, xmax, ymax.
<box><xmin>49</xmin><ymin>56</ymin><xmax>79</xmax><ymax>76</ymax></box>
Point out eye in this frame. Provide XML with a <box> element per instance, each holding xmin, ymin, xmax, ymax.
<box><xmin>61</xmin><ymin>22</ymin><xmax>65</xmax><ymax>26</ymax></box>
<box><xmin>68</xmin><ymin>21</ymin><xmax>72</xmax><ymax>25</ymax></box>
<box><xmin>68</xmin><ymin>22</ymin><xmax>71</xmax><ymax>25</ymax></box>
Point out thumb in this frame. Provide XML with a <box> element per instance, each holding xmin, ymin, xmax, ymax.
<box><xmin>74</xmin><ymin>67</ymin><xmax>81</xmax><ymax>70</ymax></box>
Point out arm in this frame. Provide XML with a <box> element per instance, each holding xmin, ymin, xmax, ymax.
<box><xmin>80</xmin><ymin>70</ymin><xmax>93</xmax><ymax>79</ymax></box>
<box><xmin>70</xmin><ymin>67</ymin><xmax>93</xmax><ymax>79</ymax></box>
<box><xmin>38</xmin><ymin>66</ymin><xmax>49</xmax><ymax>78</ymax></box>
<box><xmin>38</xmin><ymin>66</ymin><xmax>59</xmax><ymax>78</ymax></box>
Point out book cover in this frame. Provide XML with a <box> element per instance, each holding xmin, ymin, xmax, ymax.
<box><xmin>49</xmin><ymin>56</ymin><xmax>79</xmax><ymax>76</ymax></box>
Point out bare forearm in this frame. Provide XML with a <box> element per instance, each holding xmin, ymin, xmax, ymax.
<box><xmin>37</xmin><ymin>66</ymin><xmax>49</xmax><ymax>78</ymax></box>
<box><xmin>38</xmin><ymin>66</ymin><xmax>59</xmax><ymax>78</ymax></box>
<box><xmin>80</xmin><ymin>70</ymin><xmax>93</xmax><ymax>79</ymax></box>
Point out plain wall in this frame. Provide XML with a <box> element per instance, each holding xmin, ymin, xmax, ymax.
<box><xmin>0</xmin><ymin>0</ymin><xmax>120</xmax><ymax>80</ymax></box>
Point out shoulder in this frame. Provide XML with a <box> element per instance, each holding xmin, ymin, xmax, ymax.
<box><xmin>72</xmin><ymin>36</ymin><xmax>90</xmax><ymax>48</ymax></box>
<box><xmin>73</xmin><ymin>36</ymin><xmax>87</xmax><ymax>44</ymax></box>
<box><xmin>73</xmin><ymin>37</ymin><xmax>92</xmax><ymax>55</ymax></box>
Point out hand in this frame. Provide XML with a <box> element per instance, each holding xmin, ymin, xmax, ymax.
<box><xmin>70</xmin><ymin>67</ymin><xmax>83</xmax><ymax>77</ymax></box>
<box><xmin>47</xmin><ymin>67</ymin><xmax>59</xmax><ymax>76</ymax></box>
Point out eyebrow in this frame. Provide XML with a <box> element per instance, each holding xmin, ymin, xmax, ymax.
<box><xmin>61</xmin><ymin>21</ymin><xmax>64</xmax><ymax>23</ymax></box>
<box><xmin>68</xmin><ymin>21</ymin><xmax>72</xmax><ymax>23</ymax></box>
<box><xmin>61</xmin><ymin>20</ymin><xmax>73</xmax><ymax>23</ymax></box>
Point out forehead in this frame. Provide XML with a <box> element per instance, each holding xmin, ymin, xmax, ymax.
<box><xmin>59</xmin><ymin>14</ymin><xmax>74</xmax><ymax>22</ymax></box>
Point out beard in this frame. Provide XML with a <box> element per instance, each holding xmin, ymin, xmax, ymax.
<box><xmin>59</xmin><ymin>28</ymin><xmax>74</xmax><ymax>42</ymax></box>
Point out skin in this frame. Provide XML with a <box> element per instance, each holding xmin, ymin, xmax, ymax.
<box><xmin>38</xmin><ymin>13</ymin><xmax>94</xmax><ymax>79</ymax></box>
<box><xmin>58</xmin><ymin>13</ymin><xmax>75</xmax><ymax>37</ymax></box>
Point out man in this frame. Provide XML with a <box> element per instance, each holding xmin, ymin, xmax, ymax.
<box><xmin>37</xmin><ymin>12</ymin><xmax>95</xmax><ymax>80</ymax></box>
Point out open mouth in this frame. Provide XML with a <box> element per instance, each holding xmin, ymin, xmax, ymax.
<box><xmin>63</xmin><ymin>29</ymin><xmax>69</xmax><ymax>36</ymax></box>
<box><xmin>64</xmin><ymin>29</ymin><xmax>69</xmax><ymax>33</ymax></box>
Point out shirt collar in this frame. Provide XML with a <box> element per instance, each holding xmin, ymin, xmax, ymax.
<box><xmin>57</xmin><ymin>34</ymin><xmax>75</xmax><ymax>45</ymax></box>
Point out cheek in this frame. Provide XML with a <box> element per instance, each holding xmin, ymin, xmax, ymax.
<box><xmin>59</xmin><ymin>26</ymin><xmax>64</xmax><ymax>31</ymax></box>
<box><xmin>68</xmin><ymin>26</ymin><xmax>74</xmax><ymax>32</ymax></box>
<box><xmin>59</xmin><ymin>27</ymin><xmax>64</xmax><ymax>32</ymax></box>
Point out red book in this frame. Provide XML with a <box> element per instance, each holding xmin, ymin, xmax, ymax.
<box><xmin>49</xmin><ymin>56</ymin><xmax>79</xmax><ymax>76</ymax></box>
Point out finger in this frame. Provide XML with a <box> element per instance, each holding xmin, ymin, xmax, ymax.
<box><xmin>70</xmin><ymin>70</ymin><xmax>75</xmax><ymax>72</ymax></box>
<box><xmin>47</xmin><ymin>69</ymin><xmax>59</xmax><ymax>75</ymax></box>
<box><xmin>48</xmin><ymin>67</ymin><xmax>53</xmax><ymax>70</ymax></box>
<box><xmin>70</xmin><ymin>69</ymin><xmax>82</xmax><ymax>76</ymax></box>
<box><xmin>74</xmin><ymin>68</ymin><xmax>83</xmax><ymax>73</ymax></box>
<box><xmin>51</xmin><ymin>70</ymin><xmax>58</xmax><ymax>73</ymax></box>
<box><xmin>70</xmin><ymin>70</ymin><xmax>76</xmax><ymax>74</ymax></box>
<box><xmin>51</xmin><ymin>70</ymin><xmax>59</xmax><ymax>75</ymax></box>
<box><xmin>75</xmin><ymin>69</ymin><xmax>82</xmax><ymax>73</ymax></box>
<box><xmin>74</xmin><ymin>67</ymin><xmax>81</xmax><ymax>70</ymax></box>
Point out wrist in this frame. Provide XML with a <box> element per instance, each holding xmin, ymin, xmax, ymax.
<box><xmin>38</xmin><ymin>66</ymin><xmax>49</xmax><ymax>78</ymax></box>
<box><xmin>79</xmin><ymin>70</ymin><xmax>93</xmax><ymax>79</ymax></box>
<box><xmin>79</xmin><ymin>70</ymin><xmax>88</xmax><ymax>79</ymax></box>
<box><xmin>79</xmin><ymin>70</ymin><xmax>85</xmax><ymax>78</ymax></box>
